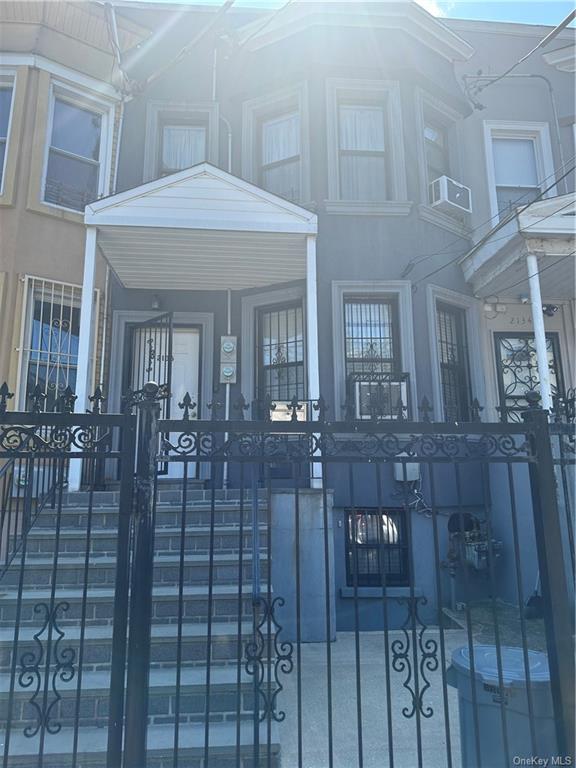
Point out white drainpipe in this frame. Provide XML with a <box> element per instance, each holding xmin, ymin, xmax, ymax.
<box><xmin>526</xmin><ymin>251</ymin><xmax>553</xmax><ymax>411</ymax></box>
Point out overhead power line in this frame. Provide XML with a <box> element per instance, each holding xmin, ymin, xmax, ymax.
<box><xmin>475</xmin><ymin>8</ymin><xmax>576</xmax><ymax>95</ymax></box>
<box><xmin>495</xmin><ymin>251</ymin><xmax>575</xmax><ymax>297</ymax></box>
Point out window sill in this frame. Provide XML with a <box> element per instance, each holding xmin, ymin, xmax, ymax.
<box><xmin>324</xmin><ymin>200</ymin><xmax>413</xmax><ymax>216</ymax></box>
<box><xmin>418</xmin><ymin>204</ymin><xmax>471</xmax><ymax>237</ymax></box>
<box><xmin>340</xmin><ymin>586</ymin><xmax>419</xmax><ymax>599</ymax></box>
<box><xmin>26</xmin><ymin>195</ymin><xmax>85</xmax><ymax>225</ymax></box>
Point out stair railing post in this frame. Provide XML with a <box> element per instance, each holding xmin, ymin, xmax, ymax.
<box><xmin>522</xmin><ymin>404</ymin><xmax>575</xmax><ymax>757</ymax></box>
<box><xmin>124</xmin><ymin>382</ymin><xmax>161</xmax><ymax>768</ymax></box>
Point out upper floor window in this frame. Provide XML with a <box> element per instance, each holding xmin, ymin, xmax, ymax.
<box><xmin>485</xmin><ymin>122</ymin><xmax>554</xmax><ymax>223</ymax></box>
<box><xmin>160</xmin><ymin>122</ymin><xmax>206</xmax><ymax>176</ymax></box>
<box><xmin>338</xmin><ymin>103</ymin><xmax>387</xmax><ymax>201</ymax></box>
<box><xmin>424</xmin><ymin>116</ymin><xmax>450</xmax><ymax>188</ymax></box>
<box><xmin>44</xmin><ymin>92</ymin><xmax>108</xmax><ymax>212</ymax></box>
<box><xmin>493</xmin><ymin>138</ymin><xmax>540</xmax><ymax>219</ymax></box>
<box><xmin>242</xmin><ymin>84</ymin><xmax>309</xmax><ymax>204</ymax></box>
<box><xmin>436</xmin><ymin>303</ymin><xmax>471</xmax><ymax>422</ymax></box>
<box><xmin>259</xmin><ymin>111</ymin><xmax>301</xmax><ymax>201</ymax></box>
<box><xmin>326</xmin><ymin>80</ymin><xmax>408</xmax><ymax>211</ymax></box>
<box><xmin>0</xmin><ymin>83</ymin><xmax>13</xmax><ymax>191</ymax></box>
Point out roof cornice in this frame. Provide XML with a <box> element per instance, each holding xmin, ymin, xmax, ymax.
<box><xmin>238</xmin><ymin>2</ymin><xmax>474</xmax><ymax>62</ymax></box>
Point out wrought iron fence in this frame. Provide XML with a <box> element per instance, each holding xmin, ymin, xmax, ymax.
<box><xmin>0</xmin><ymin>379</ymin><xmax>574</xmax><ymax>768</ymax></box>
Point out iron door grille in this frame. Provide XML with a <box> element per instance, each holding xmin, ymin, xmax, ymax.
<box><xmin>257</xmin><ymin>302</ymin><xmax>306</xmax><ymax>402</ymax></box>
<box><xmin>436</xmin><ymin>302</ymin><xmax>472</xmax><ymax>422</ymax></box>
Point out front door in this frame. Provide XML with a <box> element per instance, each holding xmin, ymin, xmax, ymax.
<box><xmin>167</xmin><ymin>327</ymin><xmax>201</xmax><ymax>478</ymax></box>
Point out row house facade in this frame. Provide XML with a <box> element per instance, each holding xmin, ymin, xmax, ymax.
<box><xmin>0</xmin><ymin>1</ymin><xmax>574</xmax><ymax>630</ymax></box>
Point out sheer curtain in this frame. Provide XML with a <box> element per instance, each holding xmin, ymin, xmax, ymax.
<box><xmin>161</xmin><ymin>125</ymin><xmax>206</xmax><ymax>173</ymax></box>
<box><xmin>493</xmin><ymin>137</ymin><xmax>540</xmax><ymax>218</ymax></box>
<box><xmin>339</xmin><ymin>105</ymin><xmax>387</xmax><ymax>201</ymax></box>
<box><xmin>261</xmin><ymin>112</ymin><xmax>301</xmax><ymax>201</ymax></box>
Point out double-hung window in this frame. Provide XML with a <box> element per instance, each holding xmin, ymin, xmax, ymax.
<box><xmin>338</xmin><ymin>103</ymin><xmax>387</xmax><ymax>201</ymax></box>
<box><xmin>44</xmin><ymin>93</ymin><xmax>106</xmax><ymax>211</ymax></box>
<box><xmin>0</xmin><ymin>82</ymin><xmax>13</xmax><ymax>191</ymax></box>
<box><xmin>159</xmin><ymin>122</ymin><xmax>207</xmax><ymax>176</ymax></box>
<box><xmin>436</xmin><ymin>303</ymin><xmax>471</xmax><ymax>422</ymax></box>
<box><xmin>424</xmin><ymin>116</ymin><xmax>450</xmax><ymax>189</ymax></box>
<box><xmin>260</xmin><ymin>111</ymin><xmax>301</xmax><ymax>201</ymax></box>
<box><xmin>492</xmin><ymin>137</ymin><xmax>540</xmax><ymax>219</ymax></box>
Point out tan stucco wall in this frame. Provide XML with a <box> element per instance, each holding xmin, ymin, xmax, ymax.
<box><xmin>0</xmin><ymin>2</ymin><xmax>140</xmax><ymax>403</ymax></box>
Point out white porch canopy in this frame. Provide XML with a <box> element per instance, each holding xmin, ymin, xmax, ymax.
<box><xmin>460</xmin><ymin>192</ymin><xmax>576</xmax><ymax>411</ymax></box>
<box><xmin>84</xmin><ymin>163</ymin><xmax>317</xmax><ymax>290</ymax></box>
<box><xmin>72</xmin><ymin>164</ymin><xmax>320</xmax><ymax>472</ymax></box>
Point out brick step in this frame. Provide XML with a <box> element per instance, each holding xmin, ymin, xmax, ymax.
<box><xmin>0</xmin><ymin>620</ymin><xmax>272</xmax><ymax>673</ymax></box>
<box><xmin>35</xmin><ymin>503</ymin><xmax>269</xmax><ymax>530</ymax></box>
<box><xmin>0</xmin><ymin>553</ymin><xmax>269</xmax><ymax>589</ymax></box>
<box><xmin>24</xmin><ymin>525</ymin><xmax>269</xmax><ymax>558</ymax></box>
<box><xmin>1</xmin><ymin>662</ymin><xmax>272</xmax><ymax>730</ymax></box>
<box><xmin>0</xmin><ymin>584</ymin><xmax>266</xmax><ymax>628</ymax></box>
<box><xmin>4</xmin><ymin>720</ymin><xmax>280</xmax><ymax>767</ymax></box>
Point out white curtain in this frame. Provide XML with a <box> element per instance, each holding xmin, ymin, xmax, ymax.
<box><xmin>262</xmin><ymin>112</ymin><xmax>300</xmax><ymax>165</ymax></box>
<box><xmin>339</xmin><ymin>105</ymin><xmax>385</xmax><ymax>151</ymax></box>
<box><xmin>162</xmin><ymin>125</ymin><xmax>206</xmax><ymax>172</ymax></box>
<box><xmin>493</xmin><ymin>137</ymin><xmax>538</xmax><ymax>187</ymax></box>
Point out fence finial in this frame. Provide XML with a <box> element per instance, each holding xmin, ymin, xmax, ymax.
<box><xmin>233</xmin><ymin>394</ymin><xmax>250</xmax><ymax>421</ymax></box>
<box><xmin>0</xmin><ymin>382</ymin><xmax>14</xmax><ymax>414</ymax></box>
<box><xmin>418</xmin><ymin>396</ymin><xmax>433</xmax><ymax>423</ymax></box>
<box><xmin>313</xmin><ymin>395</ymin><xmax>328</xmax><ymax>423</ymax></box>
<box><xmin>59</xmin><ymin>385</ymin><xmax>77</xmax><ymax>414</ymax></box>
<box><xmin>178</xmin><ymin>392</ymin><xmax>196</xmax><ymax>421</ymax></box>
<box><xmin>29</xmin><ymin>384</ymin><xmax>46</xmax><ymax>414</ymax></box>
<box><xmin>89</xmin><ymin>386</ymin><xmax>106</xmax><ymax>415</ymax></box>
<box><xmin>470</xmin><ymin>398</ymin><xmax>484</xmax><ymax>423</ymax></box>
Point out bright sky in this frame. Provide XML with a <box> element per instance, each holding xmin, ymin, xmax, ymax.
<box><xmin>132</xmin><ymin>0</ymin><xmax>576</xmax><ymax>27</ymax></box>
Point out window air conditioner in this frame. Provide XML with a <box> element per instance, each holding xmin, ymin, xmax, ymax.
<box><xmin>354</xmin><ymin>380</ymin><xmax>406</xmax><ymax>421</ymax></box>
<box><xmin>429</xmin><ymin>175</ymin><xmax>472</xmax><ymax>215</ymax></box>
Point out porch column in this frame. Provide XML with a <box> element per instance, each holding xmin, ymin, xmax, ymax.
<box><xmin>68</xmin><ymin>226</ymin><xmax>97</xmax><ymax>491</ymax></box>
<box><xmin>306</xmin><ymin>234</ymin><xmax>322</xmax><ymax>488</ymax></box>
<box><xmin>526</xmin><ymin>251</ymin><xmax>553</xmax><ymax>411</ymax></box>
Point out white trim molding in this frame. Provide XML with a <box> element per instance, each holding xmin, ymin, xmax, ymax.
<box><xmin>331</xmin><ymin>280</ymin><xmax>417</xmax><ymax>418</ymax></box>
<box><xmin>325</xmin><ymin>78</ymin><xmax>409</xmax><ymax>215</ymax></box>
<box><xmin>426</xmin><ymin>284</ymin><xmax>485</xmax><ymax>422</ymax></box>
<box><xmin>240</xmin><ymin>285</ymin><xmax>305</xmax><ymax>402</ymax></box>
<box><xmin>0</xmin><ymin>68</ymin><xmax>16</xmax><ymax>197</ymax></box>
<box><xmin>241</xmin><ymin>82</ymin><xmax>311</xmax><ymax>205</ymax></box>
<box><xmin>483</xmin><ymin>120</ymin><xmax>556</xmax><ymax>223</ymax></box>
<box><xmin>143</xmin><ymin>100</ymin><xmax>220</xmax><ymax>183</ymax></box>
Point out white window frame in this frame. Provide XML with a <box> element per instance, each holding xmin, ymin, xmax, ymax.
<box><xmin>15</xmin><ymin>275</ymin><xmax>100</xmax><ymax>410</ymax></box>
<box><xmin>41</xmin><ymin>80</ymin><xmax>114</xmax><ymax>213</ymax></box>
<box><xmin>331</xmin><ymin>281</ymin><xmax>417</xmax><ymax>418</ymax></box>
<box><xmin>426</xmin><ymin>285</ymin><xmax>485</xmax><ymax>423</ymax></box>
<box><xmin>143</xmin><ymin>100</ymin><xmax>219</xmax><ymax>182</ymax></box>
<box><xmin>325</xmin><ymin>79</ymin><xmax>409</xmax><ymax>216</ymax></box>
<box><xmin>483</xmin><ymin>121</ymin><xmax>556</xmax><ymax>224</ymax></box>
<box><xmin>242</xmin><ymin>83</ymin><xmax>311</xmax><ymax>204</ymax></box>
<box><xmin>0</xmin><ymin>70</ymin><xmax>16</xmax><ymax>196</ymax></box>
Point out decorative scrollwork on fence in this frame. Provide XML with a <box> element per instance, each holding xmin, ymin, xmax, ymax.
<box><xmin>18</xmin><ymin>601</ymin><xmax>76</xmax><ymax>738</ymax></box>
<box><xmin>0</xmin><ymin>424</ymin><xmax>112</xmax><ymax>454</ymax></box>
<box><xmin>245</xmin><ymin>596</ymin><xmax>294</xmax><ymax>723</ymax></box>
<box><xmin>391</xmin><ymin>596</ymin><xmax>438</xmax><ymax>720</ymax></box>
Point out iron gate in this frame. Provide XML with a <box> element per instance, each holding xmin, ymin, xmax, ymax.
<box><xmin>0</xmin><ymin>380</ymin><xmax>574</xmax><ymax>768</ymax></box>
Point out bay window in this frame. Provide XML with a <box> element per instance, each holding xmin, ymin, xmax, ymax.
<box><xmin>338</xmin><ymin>103</ymin><xmax>387</xmax><ymax>201</ymax></box>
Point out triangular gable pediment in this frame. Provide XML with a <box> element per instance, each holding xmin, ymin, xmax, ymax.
<box><xmin>85</xmin><ymin>163</ymin><xmax>317</xmax><ymax>235</ymax></box>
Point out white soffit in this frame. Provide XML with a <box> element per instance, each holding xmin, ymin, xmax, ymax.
<box><xmin>85</xmin><ymin>163</ymin><xmax>318</xmax><ymax>235</ymax></box>
<box><xmin>96</xmin><ymin>227</ymin><xmax>307</xmax><ymax>290</ymax></box>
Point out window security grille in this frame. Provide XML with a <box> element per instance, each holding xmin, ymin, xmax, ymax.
<box><xmin>346</xmin><ymin>508</ymin><xmax>409</xmax><ymax>587</ymax></box>
<box><xmin>436</xmin><ymin>303</ymin><xmax>471</xmax><ymax>422</ymax></box>
<box><xmin>19</xmin><ymin>278</ymin><xmax>95</xmax><ymax>412</ymax></box>
<box><xmin>257</xmin><ymin>303</ymin><xmax>305</xmax><ymax>402</ymax></box>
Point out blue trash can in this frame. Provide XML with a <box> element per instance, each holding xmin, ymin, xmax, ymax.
<box><xmin>448</xmin><ymin>645</ymin><xmax>557</xmax><ymax>768</ymax></box>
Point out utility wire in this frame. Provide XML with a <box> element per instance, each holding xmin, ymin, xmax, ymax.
<box><xmin>411</xmin><ymin>163</ymin><xmax>576</xmax><ymax>288</ymax></box>
<box><xmin>475</xmin><ymin>8</ymin><xmax>576</xmax><ymax>95</ymax></box>
<box><xmin>402</xmin><ymin>154</ymin><xmax>575</xmax><ymax>278</ymax></box>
